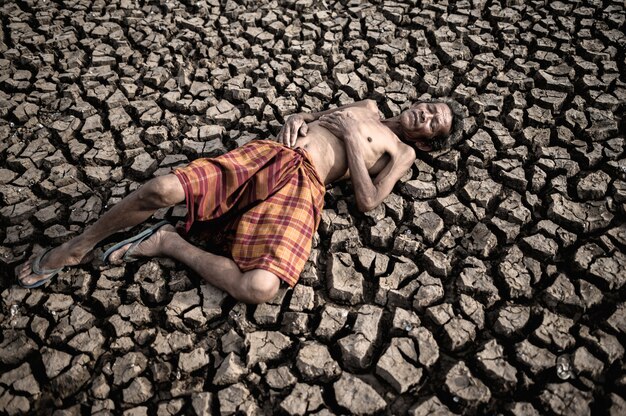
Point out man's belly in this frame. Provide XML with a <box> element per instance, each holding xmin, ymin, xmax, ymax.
<box><xmin>294</xmin><ymin>122</ymin><xmax>392</xmax><ymax>185</ymax></box>
<box><xmin>294</xmin><ymin>123</ymin><xmax>349</xmax><ymax>185</ymax></box>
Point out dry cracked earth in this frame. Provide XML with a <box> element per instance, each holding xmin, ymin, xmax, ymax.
<box><xmin>0</xmin><ymin>0</ymin><xmax>625</xmax><ymax>415</ymax></box>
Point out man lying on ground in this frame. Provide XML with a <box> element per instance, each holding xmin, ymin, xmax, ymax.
<box><xmin>15</xmin><ymin>98</ymin><xmax>463</xmax><ymax>304</ymax></box>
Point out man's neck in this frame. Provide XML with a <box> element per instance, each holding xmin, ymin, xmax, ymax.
<box><xmin>381</xmin><ymin>117</ymin><xmax>404</xmax><ymax>140</ymax></box>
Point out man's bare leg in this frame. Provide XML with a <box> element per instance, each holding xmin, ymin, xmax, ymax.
<box><xmin>16</xmin><ymin>174</ymin><xmax>185</xmax><ymax>286</ymax></box>
<box><xmin>106</xmin><ymin>224</ymin><xmax>280</xmax><ymax>304</ymax></box>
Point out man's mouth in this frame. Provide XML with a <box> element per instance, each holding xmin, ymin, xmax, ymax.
<box><xmin>411</xmin><ymin>110</ymin><xmax>422</xmax><ymax>127</ymax></box>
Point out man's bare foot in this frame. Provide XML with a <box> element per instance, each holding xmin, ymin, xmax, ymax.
<box><xmin>15</xmin><ymin>243</ymin><xmax>94</xmax><ymax>287</ymax></box>
<box><xmin>106</xmin><ymin>224</ymin><xmax>178</xmax><ymax>264</ymax></box>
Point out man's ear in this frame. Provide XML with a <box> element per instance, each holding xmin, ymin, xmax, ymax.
<box><xmin>414</xmin><ymin>140</ymin><xmax>432</xmax><ymax>152</ymax></box>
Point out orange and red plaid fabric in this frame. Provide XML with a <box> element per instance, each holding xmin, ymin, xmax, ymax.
<box><xmin>173</xmin><ymin>140</ymin><xmax>325</xmax><ymax>287</ymax></box>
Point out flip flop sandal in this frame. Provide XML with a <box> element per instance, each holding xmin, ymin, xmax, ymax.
<box><xmin>18</xmin><ymin>248</ymin><xmax>64</xmax><ymax>289</ymax></box>
<box><xmin>101</xmin><ymin>220</ymin><xmax>171</xmax><ymax>265</ymax></box>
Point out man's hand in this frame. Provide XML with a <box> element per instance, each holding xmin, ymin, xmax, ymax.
<box><xmin>277</xmin><ymin>114</ymin><xmax>309</xmax><ymax>147</ymax></box>
<box><xmin>318</xmin><ymin>111</ymin><xmax>360</xmax><ymax>141</ymax></box>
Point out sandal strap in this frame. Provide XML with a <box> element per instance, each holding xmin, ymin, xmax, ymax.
<box><xmin>31</xmin><ymin>248</ymin><xmax>64</xmax><ymax>275</ymax></box>
<box><xmin>122</xmin><ymin>220</ymin><xmax>171</xmax><ymax>262</ymax></box>
<box><xmin>122</xmin><ymin>238</ymin><xmax>144</xmax><ymax>262</ymax></box>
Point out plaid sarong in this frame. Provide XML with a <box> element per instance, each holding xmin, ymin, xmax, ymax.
<box><xmin>173</xmin><ymin>140</ymin><xmax>325</xmax><ymax>287</ymax></box>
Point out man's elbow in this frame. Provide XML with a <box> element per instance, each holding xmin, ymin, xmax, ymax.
<box><xmin>356</xmin><ymin>197</ymin><xmax>377</xmax><ymax>213</ymax></box>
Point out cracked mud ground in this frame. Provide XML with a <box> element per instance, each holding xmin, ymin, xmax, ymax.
<box><xmin>0</xmin><ymin>0</ymin><xmax>625</xmax><ymax>414</ymax></box>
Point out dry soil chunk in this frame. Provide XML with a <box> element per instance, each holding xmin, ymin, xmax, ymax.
<box><xmin>421</xmin><ymin>248</ymin><xmax>452</xmax><ymax>277</ymax></box>
<box><xmin>463</xmin><ymin>222</ymin><xmax>498</xmax><ymax>257</ymax></box>
<box><xmin>578</xmin><ymin>326</ymin><xmax>624</xmax><ymax>364</ymax></box>
<box><xmin>497</xmin><ymin>245</ymin><xmax>533</xmax><ymax>298</ymax></box>
<box><xmin>414</xmin><ymin>211</ymin><xmax>444</xmax><ymax>244</ymax></box>
<box><xmin>610</xmin><ymin>393</ymin><xmax>626</xmax><ymax>416</ymax></box>
<box><xmin>588</xmin><ymin>251</ymin><xmax>626</xmax><ymax>290</ymax></box>
<box><xmin>515</xmin><ymin>340</ymin><xmax>556</xmax><ymax>375</ymax></box>
<box><xmin>213</xmin><ymin>352</ymin><xmax>246</xmax><ymax>386</ymax></box>
<box><xmin>533</xmin><ymin>309</ymin><xmax>575</xmax><ymax>351</ymax></box>
<box><xmin>266</xmin><ymin>366</ymin><xmax>297</xmax><ymax>390</ymax></box>
<box><xmin>68</xmin><ymin>326</ymin><xmax>106</xmax><ymax>360</ymax></box>
<box><xmin>289</xmin><ymin>284</ymin><xmax>315</xmax><ymax>312</ymax></box>
<box><xmin>476</xmin><ymin>339</ymin><xmax>517</xmax><ymax>392</ymax></box>
<box><xmin>506</xmin><ymin>402</ymin><xmax>541</xmax><ymax>416</ymax></box>
<box><xmin>296</xmin><ymin>342</ymin><xmax>341</xmax><ymax>382</ymax></box>
<box><xmin>443</xmin><ymin>317</ymin><xmax>476</xmax><ymax>351</ymax></box>
<box><xmin>0</xmin><ymin>362</ymin><xmax>40</xmax><ymax>397</ymax></box>
<box><xmin>355</xmin><ymin>247</ymin><xmax>389</xmax><ymax>277</ymax></box>
<box><xmin>112</xmin><ymin>352</ymin><xmax>148</xmax><ymax>386</ymax></box>
<box><xmin>51</xmin><ymin>354</ymin><xmax>91</xmax><ymax>399</ymax></box>
<box><xmin>494</xmin><ymin>303</ymin><xmax>530</xmax><ymax>336</ymax></box>
<box><xmin>542</xmin><ymin>273</ymin><xmax>584</xmax><ymax>310</ymax></box>
<box><xmin>408</xmin><ymin>395</ymin><xmax>454</xmax><ymax>416</ymax></box>
<box><xmin>217</xmin><ymin>382</ymin><xmax>260</xmax><ymax>416</ymax></box>
<box><xmin>279</xmin><ymin>383</ymin><xmax>324</xmax><ymax>416</ymax></box>
<box><xmin>191</xmin><ymin>392</ymin><xmax>213</xmax><ymax>415</ymax></box>
<box><xmin>327</xmin><ymin>252</ymin><xmax>364</xmax><ymax>304</ymax></box>
<box><xmin>539</xmin><ymin>382</ymin><xmax>592</xmax><ymax>416</ymax></box>
<box><xmin>444</xmin><ymin>361</ymin><xmax>491</xmax><ymax>407</ymax></box>
<box><xmin>434</xmin><ymin>194</ymin><xmax>477</xmax><ymax>226</ymax></box>
<box><xmin>376</xmin><ymin>337</ymin><xmax>422</xmax><ymax>393</ymax></box>
<box><xmin>315</xmin><ymin>305</ymin><xmax>348</xmax><ymax>340</ymax></box>
<box><xmin>334</xmin><ymin>373</ymin><xmax>386</xmax><ymax>415</ymax></box>
<box><xmin>458</xmin><ymin>257</ymin><xmax>500</xmax><ymax>307</ymax></box>
<box><xmin>41</xmin><ymin>347</ymin><xmax>72</xmax><ymax>379</ymax></box>
<box><xmin>460</xmin><ymin>178</ymin><xmax>502</xmax><ymax>208</ymax></box>
<box><xmin>410</xmin><ymin>271</ymin><xmax>444</xmax><ymax>309</ymax></box>
<box><xmin>572</xmin><ymin>346</ymin><xmax>604</xmax><ymax>379</ymax></box>
<box><xmin>0</xmin><ymin>330</ymin><xmax>37</xmax><ymax>366</ymax></box>
<box><xmin>577</xmin><ymin>170</ymin><xmax>611</xmax><ymax>199</ymax></box>
<box><xmin>123</xmin><ymin>377</ymin><xmax>153</xmax><ymax>405</ymax></box>
<box><xmin>607</xmin><ymin>302</ymin><xmax>626</xmax><ymax>334</ymax></box>
<box><xmin>520</xmin><ymin>233</ymin><xmax>558</xmax><ymax>260</ymax></box>
<box><xmin>178</xmin><ymin>348</ymin><xmax>210</xmax><ymax>373</ymax></box>
<box><xmin>245</xmin><ymin>331</ymin><xmax>293</xmax><ymax>367</ymax></box>
<box><xmin>369</xmin><ymin>217</ymin><xmax>396</xmax><ymax>247</ymax></box>
<box><xmin>338</xmin><ymin>305</ymin><xmax>382</xmax><ymax>369</ymax></box>
<box><xmin>410</xmin><ymin>327</ymin><xmax>439</xmax><ymax>369</ymax></box>
<box><xmin>548</xmin><ymin>193</ymin><xmax>613</xmax><ymax>233</ymax></box>
<box><xmin>459</xmin><ymin>294</ymin><xmax>485</xmax><ymax>329</ymax></box>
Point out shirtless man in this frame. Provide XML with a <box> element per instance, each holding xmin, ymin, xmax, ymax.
<box><xmin>15</xmin><ymin>99</ymin><xmax>459</xmax><ymax>304</ymax></box>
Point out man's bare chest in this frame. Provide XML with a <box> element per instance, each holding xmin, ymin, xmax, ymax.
<box><xmin>338</xmin><ymin>121</ymin><xmax>398</xmax><ymax>178</ymax></box>
<box><xmin>357</xmin><ymin>122</ymin><xmax>397</xmax><ymax>168</ymax></box>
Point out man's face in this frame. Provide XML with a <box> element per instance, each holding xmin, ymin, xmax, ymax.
<box><xmin>399</xmin><ymin>102</ymin><xmax>453</xmax><ymax>146</ymax></box>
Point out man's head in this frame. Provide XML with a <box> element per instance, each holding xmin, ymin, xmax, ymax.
<box><xmin>398</xmin><ymin>98</ymin><xmax>464</xmax><ymax>152</ymax></box>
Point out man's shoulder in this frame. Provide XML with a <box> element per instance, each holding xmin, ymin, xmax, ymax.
<box><xmin>363</xmin><ymin>99</ymin><xmax>380</xmax><ymax>115</ymax></box>
<box><xmin>391</xmin><ymin>140</ymin><xmax>417</xmax><ymax>163</ymax></box>
<box><xmin>348</xmin><ymin>101</ymin><xmax>380</xmax><ymax>119</ymax></box>
<box><xmin>341</xmin><ymin>100</ymin><xmax>380</xmax><ymax>120</ymax></box>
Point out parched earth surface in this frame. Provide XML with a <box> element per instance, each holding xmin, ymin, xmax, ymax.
<box><xmin>1</xmin><ymin>0</ymin><xmax>625</xmax><ymax>414</ymax></box>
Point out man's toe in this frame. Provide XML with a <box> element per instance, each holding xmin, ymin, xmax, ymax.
<box><xmin>21</xmin><ymin>272</ymin><xmax>48</xmax><ymax>287</ymax></box>
<box><xmin>17</xmin><ymin>270</ymin><xmax>36</xmax><ymax>286</ymax></box>
<box><xmin>16</xmin><ymin>260</ymin><xmax>32</xmax><ymax>279</ymax></box>
<box><xmin>20</xmin><ymin>275</ymin><xmax>34</xmax><ymax>286</ymax></box>
<box><xmin>108</xmin><ymin>243</ymin><xmax>131</xmax><ymax>264</ymax></box>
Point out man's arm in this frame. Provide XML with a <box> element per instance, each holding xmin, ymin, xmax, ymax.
<box><xmin>344</xmin><ymin>135</ymin><xmax>415</xmax><ymax>212</ymax></box>
<box><xmin>299</xmin><ymin>99</ymin><xmax>378</xmax><ymax>122</ymax></box>
<box><xmin>319</xmin><ymin>111</ymin><xmax>416</xmax><ymax>212</ymax></box>
<box><xmin>276</xmin><ymin>99</ymin><xmax>379</xmax><ymax>147</ymax></box>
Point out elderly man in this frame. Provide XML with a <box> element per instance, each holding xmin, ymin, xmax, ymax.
<box><xmin>16</xmin><ymin>98</ymin><xmax>462</xmax><ymax>303</ymax></box>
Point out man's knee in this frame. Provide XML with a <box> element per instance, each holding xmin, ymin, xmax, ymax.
<box><xmin>241</xmin><ymin>270</ymin><xmax>280</xmax><ymax>304</ymax></box>
<box><xmin>137</xmin><ymin>174</ymin><xmax>185</xmax><ymax>208</ymax></box>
